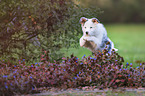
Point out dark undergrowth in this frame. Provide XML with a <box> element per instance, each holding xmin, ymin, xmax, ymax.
<box><xmin>0</xmin><ymin>49</ymin><xmax>145</xmax><ymax>95</ymax></box>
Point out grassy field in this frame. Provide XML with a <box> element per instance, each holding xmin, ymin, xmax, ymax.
<box><xmin>62</xmin><ymin>24</ymin><xmax>145</xmax><ymax>67</ymax></box>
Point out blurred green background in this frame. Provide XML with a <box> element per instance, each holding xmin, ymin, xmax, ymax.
<box><xmin>79</xmin><ymin>0</ymin><xmax>145</xmax><ymax>23</ymax></box>
<box><xmin>0</xmin><ymin>0</ymin><xmax>145</xmax><ymax>67</ymax></box>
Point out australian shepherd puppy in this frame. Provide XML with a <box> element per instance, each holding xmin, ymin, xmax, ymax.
<box><xmin>79</xmin><ymin>17</ymin><xmax>118</xmax><ymax>54</ymax></box>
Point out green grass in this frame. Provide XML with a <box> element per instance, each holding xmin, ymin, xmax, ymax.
<box><xmin>62</xmin><ymin>24</ymin><xmax>145</xmax><ymax>67</ymax></box>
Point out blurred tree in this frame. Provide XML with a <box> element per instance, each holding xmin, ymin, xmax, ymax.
<box><xmin>79</xmin><ymin>0</ymin><xmax>145</xmax><ymax>23</ymax></box>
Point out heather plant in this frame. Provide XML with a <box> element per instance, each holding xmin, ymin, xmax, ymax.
<box><xmin>0</xmin><ymin>50</ymin><xmax>144</xmax><ymax>95</ymax></box>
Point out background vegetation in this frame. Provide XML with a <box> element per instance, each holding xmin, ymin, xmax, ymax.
<box><xmin>0</xmin><ymin>0</ymin><xmax>145</xmax><ymax>65</ymax></box>
<box><xmin>80</xmin><ymin>0</ymin><xmax>145</xmax><ymax>23</ymax></box>
<box><xmin>0</xmin><ymin>0</ymin><xmax>101</xmax><ymax>63</ymax></box>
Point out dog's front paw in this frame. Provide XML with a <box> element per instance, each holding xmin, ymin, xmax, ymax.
<box><xmin>83</xmin><ymin>37</ymin><xmax>89</xmax><ymax>41</ymax></box>
<box><xmin>80</xmin><ymin>37</ymin><xmax>86</xmax><ymax>47</ymax></box>
<box><xmin>83</xmin><ymin>38</ymin><xmax>87</xmax><ymax>41</ymax></box>
<box><xmin>83</xmin><ymin>37</ymin><xmax>92</xmax><ymax>41</ymax></box>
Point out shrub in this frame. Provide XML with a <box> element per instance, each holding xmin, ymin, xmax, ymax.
<box><xmin>0</xmin><ymin>50</ymin><xmax>144</xmax><ymax>95</ymax></box>
<box><xmin>0</xmin><ymin>0</ymin><xmax>102</xmax><ymax>62</ymax></box>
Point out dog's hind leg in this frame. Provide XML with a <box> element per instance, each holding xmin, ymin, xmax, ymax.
<box><xmin>105</xmin><ymin>38</ymin><xmax>118</xmax><ymax>53</ymax></box>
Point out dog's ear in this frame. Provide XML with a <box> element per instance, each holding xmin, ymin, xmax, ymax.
<box><xmin>92</xmin><ymin>18</ymin><xmax>100</xmax><ymax>24</ymax></box>
<box><xmin>79</xmin><ymin>17</ymin><xmax>88</xmax><ymax>25</ymax></box>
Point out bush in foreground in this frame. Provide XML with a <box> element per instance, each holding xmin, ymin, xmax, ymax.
<box><xmin>0</xmin><ymin>50</ymin><xmax>145</xmax><ymax>95</ymax></box>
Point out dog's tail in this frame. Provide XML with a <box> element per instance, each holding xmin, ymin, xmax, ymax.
<box><xmin>113</xmin><ymin>48</ymin><xmax>118</xmax><ymax>51</ymax></box>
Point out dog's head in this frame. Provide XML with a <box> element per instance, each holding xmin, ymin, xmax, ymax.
<box><xmin>80</xmin><ymin>17</ymin><xmax>100</xmax><ymax>36</ymax></box>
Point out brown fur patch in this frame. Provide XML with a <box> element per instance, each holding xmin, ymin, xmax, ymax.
<box><xmin>84</xmin><ymin>41</ymin><xmax>97</xmax><ymax>53</ymax></box>
<box><xmin>80</xmin><ymin>17</ymin><xmax>87</xmax><ymax>25</ymax></box>
<box><xmin>92</xmin><ymin>19</ymin><xmax>98</xmax><ymax>24</ymax></box>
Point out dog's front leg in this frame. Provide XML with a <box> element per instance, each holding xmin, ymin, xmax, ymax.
<box><xmin>79</xmin><ymin>36</ymin><xmax>86</xmax><ymax>47</ymax></box>
<box><xmin>83</xmin><ymin>36</ymin><xmax>100</xmax><ymax>46</ymax></box>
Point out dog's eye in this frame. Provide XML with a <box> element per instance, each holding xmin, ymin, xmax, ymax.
<box><xmin>90</xmin><ymin>27</ymin><xmax>92</xmax><ymax>29</ymax></box>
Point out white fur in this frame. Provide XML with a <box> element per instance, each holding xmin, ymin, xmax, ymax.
<box><xmin>79</xmin><ymin>17</ymin><xmax>118</xmax><ymax>53</ymax></box>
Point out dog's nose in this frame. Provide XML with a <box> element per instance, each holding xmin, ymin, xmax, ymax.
<box><xmin>86</xmin><ymin>32</ymin><xmax>88</xmax><ymax>35</ymax></box>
